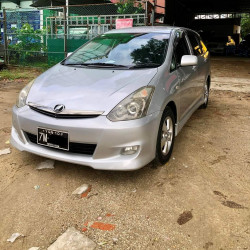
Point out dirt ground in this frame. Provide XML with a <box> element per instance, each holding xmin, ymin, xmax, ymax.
<box><xmin>0</xmin><ymin>57</ymin><xmax>249</xmax><ymax>250</ymax></box>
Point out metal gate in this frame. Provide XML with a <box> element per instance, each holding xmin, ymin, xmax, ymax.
<box><xmin>0</xmin><ymin>3</ymin><xmax>147</xmax><ymax>68</ymax></box>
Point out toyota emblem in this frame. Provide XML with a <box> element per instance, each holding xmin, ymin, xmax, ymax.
<box><xmin>54</xmin><ymin>104</ymin><xmax>65</xmax><ymax>113</ymax></box>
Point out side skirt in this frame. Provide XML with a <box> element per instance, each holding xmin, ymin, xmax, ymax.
<box><xmin>175</xmin><ymin>97</ymin><xmax>204</xmax><ymax>136</ymax></box>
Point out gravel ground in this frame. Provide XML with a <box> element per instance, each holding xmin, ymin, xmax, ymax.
<box><xmin>0</xmin><ymin>57</ymin><xmax>250</xmax><ymax>250</ymax></box>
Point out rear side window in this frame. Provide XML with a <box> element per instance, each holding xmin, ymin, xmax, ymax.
<box><xmin>188</xmin><ymin>32</ymin><xmax>202</xmax><ymax>56</ymax></box>
<box><xmin>200</xmin><ymin>40</ymin><xmax>208</xmax><ymax>53</ymax></box>
<box><xmin>174</xmin><ymin>32</ymin><xmax>190</xmax><ymax>65</ymax></box>
<box><xmin>200</xmin><ymin>39</ymin><xmax>209</xmax><ymax>58</ymax></box>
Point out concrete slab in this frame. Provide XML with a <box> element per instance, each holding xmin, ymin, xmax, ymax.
<box><xmin>48</xmin><ymin>227</ymin><xmax>96</xmax><ymax>250</ymax></box>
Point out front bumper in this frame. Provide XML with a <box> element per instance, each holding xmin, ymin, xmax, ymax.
<box><xmin>11</xmin><ymin>106</ymin><xmax>162</xmax><ymax>171</ymax></box>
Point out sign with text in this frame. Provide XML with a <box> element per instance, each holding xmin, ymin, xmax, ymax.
<box><xmin>116</xmin><ymin>18</ymin><xmax>133</xmax><ymax>29</ymax></box>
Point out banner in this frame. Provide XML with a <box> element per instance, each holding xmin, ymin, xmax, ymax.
<box><xmin>116</xmin><ymin>18</ymin><xmax>133</xmax><ymax>29</ymax></box>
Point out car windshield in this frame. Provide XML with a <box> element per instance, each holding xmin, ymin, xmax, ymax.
<box><xmin>63</xmin><ymin>32</ymin><xmax>170</xmax><ymax>68</ymax></box>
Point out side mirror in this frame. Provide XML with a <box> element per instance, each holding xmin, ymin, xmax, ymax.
<box><xmin>67</xmin><ymin>52</ymin><xmax>72</xmax><ymax>57</ymax></box>
<box><xmin>180</xmin><ymin>55</ymin><xmax>198</xmax><ymax>67</ymax></box>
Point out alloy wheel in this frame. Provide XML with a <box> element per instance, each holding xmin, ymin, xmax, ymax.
<box><xmin>161</xmin><ymin>116</ymin><xmax>173</xmax><ymax>155</ymax></box>
<box><xmin>204</xmin><ymin>84</ymin><xmax>209</xmax><ymax>104</ymax></box>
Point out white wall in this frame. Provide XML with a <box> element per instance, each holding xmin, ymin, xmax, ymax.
<box><xmin>1</xmin><ymin>1</ymin><xmax>19</xmax><ymax>9</ymax></box>
<box><xmin>20</xmin><ymin>1</ymin><xmax>33</xmax><ymax>8</ymax></box>
<box><xmin>1</xmin><ymin>0</ymin><xmax>33</xmax><ymax>9</ymax></box>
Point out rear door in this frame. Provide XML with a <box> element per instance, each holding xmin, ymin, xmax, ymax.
<box><xmin>186</xmin><ymin>31</ymin><xmax>206</xmax><ymax>99</ymax></box>
<box><xmin>198</xmin><ymin>37</ymin><xmax>210</xmax><ymax>87</ymax></box>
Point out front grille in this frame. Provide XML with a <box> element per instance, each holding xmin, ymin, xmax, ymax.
<box><xmin>29</xmin><ymin>106</ymin><xmax>100</xmax><ymax>119</ymax></box>
<box><xmin>25</xmin><ymin>132</ymin><xmax>96</xmax><ymax>155</ymax></box>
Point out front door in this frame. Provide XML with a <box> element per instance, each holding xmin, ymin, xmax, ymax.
<box><xmin>172</xmin><ymin>31</ymin><xmax>199</xmax><ymax>122</ymax></box>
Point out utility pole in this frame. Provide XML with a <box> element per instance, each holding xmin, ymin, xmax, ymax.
<box><xmin>66</xmin><ymin>0</ymin><xmax>69</xmax><ymax>30</ymax></box>
<box><xmin>152</xmin><ymin>0</ymin><xmax>156</xmax><ymax>26</ymax></box>
<box><xmin>63</xmin><ymin>6</ymin><xmax>67</xmax><ymax>58</ymax></box>
<box><xmin>66</xmin><ymin>0</ymin><xmax>69</xmax><ymax>22</ymax></box>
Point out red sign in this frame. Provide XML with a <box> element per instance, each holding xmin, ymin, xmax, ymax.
<box><xmin>116</xmin><ymin>18</ymin><xmax>133</xmax><ymax>29</ymax></box>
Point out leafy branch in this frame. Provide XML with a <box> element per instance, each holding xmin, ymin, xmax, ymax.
<box><xmin>117</xmin><ymin>0</ymin><xmax>144</xmax><ymax>14</ymax></box>
<box><xmin>8</xmin><ymin>23</ymin><xmax>47</xmax><ymax>53</ymax></box>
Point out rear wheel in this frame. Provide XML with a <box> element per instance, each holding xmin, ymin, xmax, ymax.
<box><xmin>154</xmin><ymin>107</ymin><xmax>175</xmax><ymax>165</ymax></box>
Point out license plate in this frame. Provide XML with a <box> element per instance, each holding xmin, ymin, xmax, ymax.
<box><xmin>37</xmin><ymin>127</ymin><xmax>69</xmax><ymax>151</ymax></box>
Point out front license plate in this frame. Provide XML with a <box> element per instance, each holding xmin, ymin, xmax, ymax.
<box><xmin>37</xmin><ymin>127</ymin><xmax>69</xmax><ymax>151</ymax></box>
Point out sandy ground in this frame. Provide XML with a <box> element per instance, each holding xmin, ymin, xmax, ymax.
<box><xmin>0</xmin><ymin>57</ymin><xmax>249</xmax><ymax>250</ymax></box>
<box><xmin>211</xmin><ymin>57</ymin><xmax>250</xmax><ymax>92</ymax></box>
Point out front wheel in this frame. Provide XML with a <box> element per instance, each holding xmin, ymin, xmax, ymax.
<box><xmin>154</xmin><ymin>107</ymin><xmax>175</xmax><ymax>165</ymax></box>
<box><xmin>200</xmin><ymin>83</ymin><xmax>209</xmax><ymax>109</ymax></box>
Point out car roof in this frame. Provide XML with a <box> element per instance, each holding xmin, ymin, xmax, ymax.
<box><xmin>106</xmin><ymin>26</ymin><xmax>174</xmax><ymax>34</ymax></box>
<box><xmin>105</xmin><ymin>26</ymin><xmax>199</xmax><ymax>36</ymax></box>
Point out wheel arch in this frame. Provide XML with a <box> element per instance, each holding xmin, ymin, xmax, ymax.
<box><xmin>207</xmin><ymin>74</ymin><xmax>211</xmax><ymax>89</ymax></box>
<box><xmin>166</xmin><ymin>101</ymin><xmax>177</xmax><ymax>124</ymax></box>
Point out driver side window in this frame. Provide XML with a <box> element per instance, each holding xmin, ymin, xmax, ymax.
<box><xmin>174</xmin><ymin>32</ymin><xmax>190</xmax><ymax>66</ymax></box>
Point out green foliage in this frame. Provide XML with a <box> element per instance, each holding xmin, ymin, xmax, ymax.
<box><xmin>7</xmin><ymin>23</ymin><xmax>48</xmax><ymax>67</ymax></box>
<box><xmin>117</xmin><ymin>0</ymin><xmax>143</xmax><ymax>14</ymax></box>
<box><xmin>0</xmin><ymin>67</ymin><xmax>43</xmax><ymax>81</ymax></box>
<box><xmin>241</xmin><ymin>14</ymin><xmax>250</xmax><ymax>38</ymax></box>
<box><xmin>0</xmin><ymin>69</ymin><xmax>31</xmax><ymax>80</ymax></box>
<box><xmin>9</xmin><ymin>23</ymin><xmax>47</xmax><ymax>53</ymax></box>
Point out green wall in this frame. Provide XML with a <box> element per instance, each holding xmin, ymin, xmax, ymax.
<box><xmin>47</xmin><ymin>38</ymin><xmax>89</xmax><ymax>65</ymax></box>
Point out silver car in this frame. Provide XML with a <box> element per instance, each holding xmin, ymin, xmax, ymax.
<box><xmin>11</xmin><ymin>26</ymin><xmax>210</xmax><ymax>171</ymax></box>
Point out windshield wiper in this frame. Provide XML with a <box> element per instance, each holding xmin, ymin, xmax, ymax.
<box><xmin>63</xmin><ymin>63</ymin><xmax>89</xmax><ymax>66</ymax></box>
<box><xmin>64</xmin><ymin>62</ymin><xmax>128</xmax><ymax>68</ymax></box>
<box><xmin>64</xmin><ymin>62</ymin><xmax>160</xmax><ymax>69</ymax></box>
<box><xmin>84</xmin><ymin>63</ymin><xmax>128</xmax><ymax>68</ymax></box>
<box><xmin>129</xmin><ymin>63</ymin><xmax>161</xmax><ymax>69</ymax></box>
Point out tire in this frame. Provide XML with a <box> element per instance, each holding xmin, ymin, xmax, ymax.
<box><xmin>200</xmin><ymin>82</ymin><xmax>209</xmax><ymax>109</ymax></box>
<box><xmin>154</xmin><ymin>106</ymin><xmax>175</xmax><ymax>166</ymax></box>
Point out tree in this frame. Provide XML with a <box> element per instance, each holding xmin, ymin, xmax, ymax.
<box><xmin>241</xmin><ymin>14</ymin><xmax>250</xmax><ymax>38</ymax></box>
<box><xmin>9</xmin><ymin>23</ymin><xmax>46</xmax><ymax>53</ymax></box>
<box><xmin>7</xmin><ymin>23</ymin><xmax>47</xmax><ymax>66</ymax></box>
<box><xmin>117</xmin><ymin>0</ymin><xmax>143</xmax><ymax>14</ymax></box>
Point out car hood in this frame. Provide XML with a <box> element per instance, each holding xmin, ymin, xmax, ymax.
<box><xmin>27</xmin><ymin>64</ymin><xmax>158</xmax><ymax>115</ymax></box>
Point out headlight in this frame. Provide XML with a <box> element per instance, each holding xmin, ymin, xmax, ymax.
<box><xmin>107</xmin><ymin>86</ymin><xmax>155</xmax><ymax>122</ymax></box>
<box><xmin>16</xmin><ymin>79</ymin><xmax>35</xmax><ymax>108</ymax></box>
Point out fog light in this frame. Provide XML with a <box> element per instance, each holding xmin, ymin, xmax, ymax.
<box><xmin>121</xmin><ymin>146</ymin><xmax>139</xmax><ymax>155</ymax></box>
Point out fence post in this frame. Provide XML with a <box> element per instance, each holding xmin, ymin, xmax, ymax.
<box><xmin>98</xmin><ymin>16</ymin><xmax>101</xmax><ymax>35</ymax></box>
<box><xmin>63</xmin><ymin>6</ymin><xmax>67</xmax><ymax>58</ymax></box>
<box><xmin>3</xmin><ymin>8</ymin><xmax>8</xmax><ymax>65</ymax></box>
